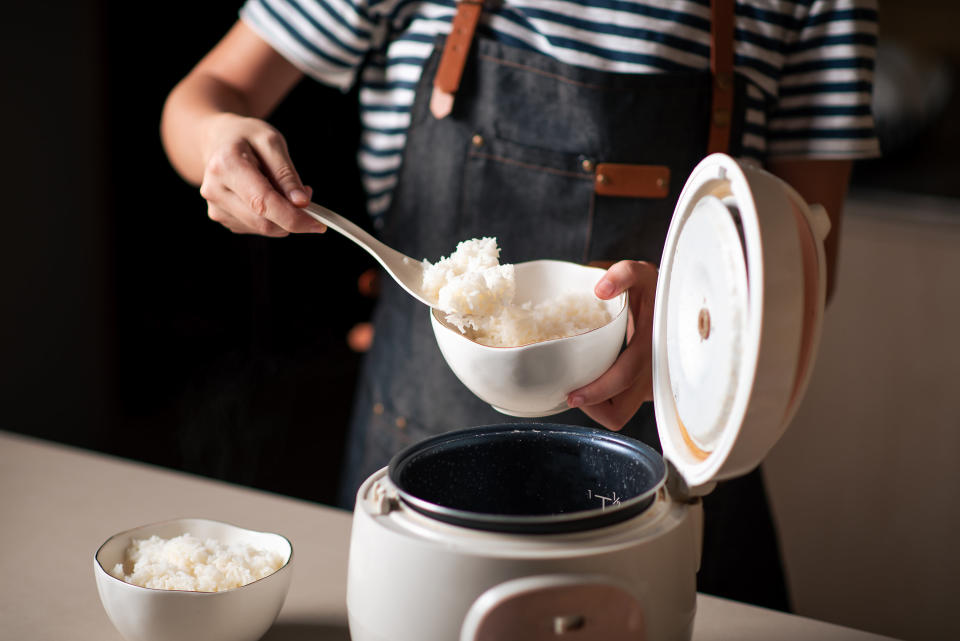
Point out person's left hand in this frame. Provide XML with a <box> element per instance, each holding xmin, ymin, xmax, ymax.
<box><xmin>566</xmin><ymin>260</ymin><xmax>658</xmax><ymax>430</ymax></box>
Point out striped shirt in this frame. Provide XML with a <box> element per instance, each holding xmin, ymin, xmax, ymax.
<box><xmin>240</xmin><ymin>0</ymin><xmax>880</xmax><ymax>219</ymax></box>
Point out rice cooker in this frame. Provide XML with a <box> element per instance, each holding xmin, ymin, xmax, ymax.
<box><xmin>346</xmin><ymin>153</ymin><xmax>831</xmax><ymax>641</ymax></box>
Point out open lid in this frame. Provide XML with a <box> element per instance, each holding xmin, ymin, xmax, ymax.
<box><xmin>653</xmin><ymin>154</ymin><xmax>831</xmax><ymax>492</ymax></box>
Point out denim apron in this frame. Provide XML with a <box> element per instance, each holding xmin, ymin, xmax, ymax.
<box><xmin>339</xmin><ymin>16</ymin><xmax>791</xmax><ymax>611</ymax></box>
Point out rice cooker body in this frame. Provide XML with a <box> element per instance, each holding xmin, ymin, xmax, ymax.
<box><xmin>346</xmin><ymin>466</ymin><xmax>704</xmax><ymax>641</ymax></box>
<box><xmin>345</xmin><ymin>154</ymin><xmax>830</xmax><ymax>641</ymax></box>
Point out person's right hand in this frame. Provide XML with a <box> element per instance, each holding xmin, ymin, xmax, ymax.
<box><xmin>198</xmin><ymin>113</ymin><xmax>327</xmax><ymax>237</ymax></box>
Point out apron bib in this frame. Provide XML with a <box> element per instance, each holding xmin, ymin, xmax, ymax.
<box><xmin>343</xmin><ymin>32</ymin><xmax>748</xmax><ymax>488</ymax></box>
<box><xmin>339</xmin><ymin>3</ymin><xmax>790</xmax><ymax>611</ymax></box>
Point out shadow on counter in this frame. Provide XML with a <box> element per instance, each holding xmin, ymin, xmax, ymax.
<box><xmin>263</xmin><ymin>621</ymin><xmax>351</xmax><ymax>641</ymax></box>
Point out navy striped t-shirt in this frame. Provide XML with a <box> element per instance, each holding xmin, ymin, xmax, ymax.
<box><xmin>240</xmin><ymin>0</ymin><xmax>880</xmax><ymax>219</ymax></box>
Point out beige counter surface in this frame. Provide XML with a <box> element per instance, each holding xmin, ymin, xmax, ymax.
<box><xmin>0</xmin><ymin>431</ymin><xmax>898</xmax><ymax>641</ymax></box>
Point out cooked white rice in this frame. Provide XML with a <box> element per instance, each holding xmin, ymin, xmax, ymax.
<box><xmin>422</xmin><ymin>238</ymin><xmax>611</xmax><ymax>347</ymax></box>
<box><xmin>421</xmin><ymin>237</ymin><xmax>515</xmax><ymax>316</ymax></box>
<box><xmin>461</xmin><ymin>291</ymin><xmax>612</xmax><ymax>347</ymax></box>
<box><xmin>109</xmin><ymin>533</ymin><xmax>284</xmax><ymax>592</ymax></box>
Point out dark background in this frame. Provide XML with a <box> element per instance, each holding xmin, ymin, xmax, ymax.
<box><xmin>2</xmin><ymin>0</ymin><xmax>374</xmax><ymax>506</ymax></box>
<box><xmin>2</xmin><ymin>1</ymin><xmax>958</xmax><ymax>508</ymax></box>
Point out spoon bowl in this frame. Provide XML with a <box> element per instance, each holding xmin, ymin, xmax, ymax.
<box><xmin>301</xmin><ymin>202</ymin><xmax>435</xmax><ymax>307</ymax></box>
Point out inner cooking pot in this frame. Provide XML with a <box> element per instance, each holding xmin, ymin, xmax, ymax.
<box><xmin>388</xmin><ymin>424</ymin><xmax>667</xmax><ymax>534</ymax></box>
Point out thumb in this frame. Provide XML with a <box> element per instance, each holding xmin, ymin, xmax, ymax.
<box><xmin>595</xmin><ymin>260</ymin><xmax>658</xmax><ymax>299</ymax></box>
<box><xmin>596</xmin><ymin>261</ymin><xmax>658</xmax><ymax>336</ymax></box>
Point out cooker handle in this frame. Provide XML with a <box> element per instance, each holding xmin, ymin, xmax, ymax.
<box><xmin>805</xmin><ymin>203</ymin><xmax>831</xmax><ymax>242</ymax></box>
<box><xmin>460</xmin><ymin>574</ymin><xmax>646</xmax><ymax>641</ymax></box>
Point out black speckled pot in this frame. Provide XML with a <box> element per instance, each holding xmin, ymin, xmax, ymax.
<box><xmin>388</xmin><ymin>424</ymin><xmax>666</xmax><ymax>534</ymax></box>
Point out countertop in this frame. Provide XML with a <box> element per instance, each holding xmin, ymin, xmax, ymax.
<box><xmin>0</xmin><ymin>431</ymin><xmax>899</xmax><ymax>641</ymax></box>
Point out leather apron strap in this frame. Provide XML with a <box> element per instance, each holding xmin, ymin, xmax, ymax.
<box><xmin>708</xmin><ymin>0</ymin><xmax>736</xmax><ymax>154</ymax></box>
<box><xmin>430</xmin><ymin>0</ymin><xmax>485</xmax><ymax>119</ymax></box>
<box><xmin>431</xmin><ymin>0</ymin><xmax>737</xmax><ymax>161</ymax></box>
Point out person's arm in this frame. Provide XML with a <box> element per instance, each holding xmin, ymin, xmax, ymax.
<box><xmin>161</xmin><ymin>20</ymin><xmax>325</xmax><ymax>236</ymax></box>
<box><xmin>767</xmin><ymin>158</ymin><xmax>853</xmax><ymax>302</ymax></box>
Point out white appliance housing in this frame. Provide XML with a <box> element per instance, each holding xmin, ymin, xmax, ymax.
<box><xmin>346</xmin><ymin>154</ymin><xmax>830</xmax><ymax>641</ymax></box>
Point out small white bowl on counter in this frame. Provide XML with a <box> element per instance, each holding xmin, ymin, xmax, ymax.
<box><xmin>94</xmin><ymin>518</ymin><xmax>293</xmax><ymax>641</ymax></box>
<box><xmin>431</xmin><ymin>260</ymin><xmax>629</xmax><ymax>417</ymax></box>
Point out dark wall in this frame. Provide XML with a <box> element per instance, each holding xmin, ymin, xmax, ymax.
<box><xmin>2</xmin><ymin>1</ymin><xmax>373</xmax><ymax>506</ymax></box>
<box><xmin>3</xmin><ymin>2</ymin><xmax>111</xmax><ymax>445</ymax></box>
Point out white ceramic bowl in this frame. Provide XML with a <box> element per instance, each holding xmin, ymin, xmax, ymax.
<box><xmin>94</xmin><ymin>518</ymin><xmax>293</xmax><ymax>641</ymax></box>
<box><xmin>430</xmin><ymin>260</ymin><xmax>628</xmax><ymax>417</ymax></box>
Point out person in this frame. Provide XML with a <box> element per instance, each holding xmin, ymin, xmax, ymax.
<box><xmin>161</xmin><ymin>0</ymin><xmax>880</xmax><ymax>611</ymax></box>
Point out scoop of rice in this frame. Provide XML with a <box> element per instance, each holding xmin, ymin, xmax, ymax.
<box><xmin>422</xmin><ymin>238</ymin><xmax>612</xmax><ymax>347</ymax></box>
<box><xmin>421</xmin><ymin>237</ymin><xmax>515</xmax><ymax>316</ymax></box>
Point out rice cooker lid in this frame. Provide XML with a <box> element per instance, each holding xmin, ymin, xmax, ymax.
<box><xmin>653</xmin><ymin>153</ymin><xmax>830</xmax><ymax>492</ymax></box>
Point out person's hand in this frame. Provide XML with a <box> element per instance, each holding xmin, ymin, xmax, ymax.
<box><xmin>566</xmin><ymin>260</ymin><xmax>658</xmax><ymax>430</ymax></box>
<box><xmin>198</xmin><ymin>113</ymin><xmax>327</xmax><ymax>237</ymax></box>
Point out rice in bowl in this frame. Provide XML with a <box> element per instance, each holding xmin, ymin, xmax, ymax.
<box><xmin>109</xmin><ymin>533</ymin><xmax>285</xmax><ymax>592</ymax></box>
<box><xmin>421</xmin><ymin>238</ymin><xmax>611</xmax><ymax>347</ymax></box>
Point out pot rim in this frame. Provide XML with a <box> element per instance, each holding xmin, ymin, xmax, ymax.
<box><xmin>387</xmin><ymin>424</ymin><xmax>667</xmax><ymax>534</ymax></box>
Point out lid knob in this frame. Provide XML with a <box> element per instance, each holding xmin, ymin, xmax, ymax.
<box><xmin>697</xmin><ymin>308</ymin><xmax>711</xmax><ymax>340</ymax></box>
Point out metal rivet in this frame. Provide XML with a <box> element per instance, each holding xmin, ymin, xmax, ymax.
<box><xmin>580</xmin><ymin>158</ymin><xmax>594</xmax><ymax>172</ymax></box>
<box><xmin>373</xmin><ymin>402</ymin><xmax>384</xmax><ymax>416</ymax></box>
<box><xmin>471</xmin><ymin>134</ymin><xmax>484</xmax><ymax>147</ymax></box>
<box><xmin>656</xmin><ymin>177</ymin><xmax>666</xmax><ymax>189</ymax></box>
<box><xmin>395</xmin><ymin>417</ymin><xmax>407</xmax><ymax>429</ymax></box>
<box><xmin>554</xmin><ymin>614</ymin><xmax>586</xmax><ymax>634</ymax></box>
<box><xmin>596</xmin><ymin>173</ymin><xmax>608</xmax><ymax>185</ymax></box>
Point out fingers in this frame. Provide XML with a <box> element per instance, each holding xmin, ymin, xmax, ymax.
<box><xmin>597</xmin><ymin>259</ymin><xmax>657</xmax><ymax>341</ymax></box>
<box><xmin>594</xmin><ymin>260</ymin><xmax>657</xmax><ymax>301</ymax></box>
<box><xmin>566</xmin><ymin>260</ymin><xmax>659</xmax><ymax>430</ymax></box>
<box><xmin>199</xmin><ymin>120</ymin><xmax>325</xmax><ymax>236</ymax></box>
<box><xmin>576</xmin><ymin>377</ymin><xmax>652</xmax><ymax>431</ymax></box>
<box><xmin>205</xmin><ymin>187</ymin><xmax>289</xmax><ymax>237</ymax></box>
<box><xmin>566</xmin><ymin>338</ymin><xmax>652</xmax><ymax>429</ymax></box>
<box><xmin>254</xmin><ymin>127</ymin><xmax>311</xmax><ymax>207</ymax></box>
<box><xmin>570</xmin><ymin>337</ymin><xmax>646</xmax><ymax>402</ymax></box>
<box><xmin>204</xmin><ymin>184</ymin><xmax>318</xmax><ymax>236</ymax></box>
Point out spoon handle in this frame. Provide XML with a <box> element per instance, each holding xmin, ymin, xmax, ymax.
<box><xmin>302</xmin><ymin>202</ymin><xmax>387</xmax><ymax>256</ymax></box>
<box><xmin>301</xmin><ymin>202</ymin><xmax>434</xmax><ymax>307</ymax></box>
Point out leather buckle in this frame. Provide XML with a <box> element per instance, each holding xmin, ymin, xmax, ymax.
<box><xmin>594</xmin><ymin>164</ymin><xmax>670</xmax><ymax>199</ymax></box>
